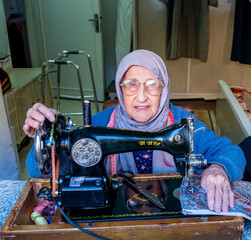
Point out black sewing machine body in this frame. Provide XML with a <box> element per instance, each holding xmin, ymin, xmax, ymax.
<box><xmin>35</xmin><ymin>114</ymin><xmax>206</xmax><ymax>209</ymax></box>
<box><xmin>69</xmin><ymin>121</ymin><xmax>190</xmax><ymax>172</ymax></box>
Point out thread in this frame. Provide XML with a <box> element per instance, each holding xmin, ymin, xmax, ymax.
<box><xmin>83</xmin><ymin>100</ymin><xmax>91</xmax><ymax>126</ymax></box>
<box><xmin>33</xmin><ymin>200</ymin><xmax>54</xmax><ymax>215</ymax></box>
<box><xmin>31</xmin><ymin>211</ymin><xmax>48</xmax><ymax>225</ymax></box>
<box><xmin>56</xmin><ymin>157</ymin><xmax>60</xmax><ymax>190</ymax></box>
<box><xmin>51</xmin><ymin>145</ymin><xmax>56</xmax><ymax>197</ymax></box>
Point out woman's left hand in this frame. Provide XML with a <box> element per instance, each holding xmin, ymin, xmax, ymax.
<box><xmin>201</xmin><ymin>164</ymin><xmax>234</xmax><ymax>213</ymax></box>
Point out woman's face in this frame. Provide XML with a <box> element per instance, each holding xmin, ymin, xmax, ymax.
<box><xmin>122</xmin><ymin>66</ymin><xmax>161</xmax><ymax>123</ymax></box>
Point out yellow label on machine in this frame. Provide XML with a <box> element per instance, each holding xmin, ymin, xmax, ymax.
<box><xmin>138</xmin><ymin>141</ymin><xmax>161</xmax><ymax>146</ymax></box>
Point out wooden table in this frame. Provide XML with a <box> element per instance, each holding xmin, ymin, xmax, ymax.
<box><xmin>0</xmin><ymin>174</ymin><xmax>244</xmax><ymax>240</ymax></box>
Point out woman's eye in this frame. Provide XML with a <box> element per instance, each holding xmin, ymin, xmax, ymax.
<box><xmin>129</xmin><ymin>82</ymin><xmax>137</xmax><ymax>87</ymax></box>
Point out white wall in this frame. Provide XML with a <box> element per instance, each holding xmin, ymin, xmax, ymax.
<box><xmin>2</xmin><ymin>0</ymin><xmax>119</xmax><ymax>94</ymax></box>
<box><xmin>0</xmin><ymin>86</ymin><xmax>19</xmax><ymax>180</ymax></box>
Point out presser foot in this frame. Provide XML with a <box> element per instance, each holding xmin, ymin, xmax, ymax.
<box><xmin>186</xmin><ymin>185</ymin><xmax>194</xmax><ymax>195</ymax></box>
<box><xmin>183</xmin><ymin>176</ymin><xmax>194</xmax><ymax>195</ymax></box>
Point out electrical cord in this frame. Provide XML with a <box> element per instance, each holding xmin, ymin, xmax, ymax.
<box><xmin>42</xmin><ymin>186</ymin><xmax>111</xmax><ymax>240</ymax></box>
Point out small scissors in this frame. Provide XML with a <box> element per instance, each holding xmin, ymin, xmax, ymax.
<box><xmin>112</xmin><ymin>171</ymin><xmax>165</xmax><ymax>210</ymax></box>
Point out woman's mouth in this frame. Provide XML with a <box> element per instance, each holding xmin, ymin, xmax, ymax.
<box><xmin>135</xmin><ymin>106</ymin><xmax>149</xmax><ymax>112</ymax></box>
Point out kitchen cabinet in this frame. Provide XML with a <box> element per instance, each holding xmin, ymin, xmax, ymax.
<box><xmin>5</xmin><ymin>68</ymin><xmax>53</xmax><ymax>145</ymax></box>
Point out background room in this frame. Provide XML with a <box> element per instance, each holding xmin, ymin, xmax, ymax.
<box><xmin>0</xmin><ymin>0</ymin><xmax>251</xmax><ymax>180</ymax></box>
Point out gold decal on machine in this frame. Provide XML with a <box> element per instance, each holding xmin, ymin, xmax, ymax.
<box><xmin>138</xmin><ymin>141</ymin><xmax>161</xmax><ymax>146</ymax></box>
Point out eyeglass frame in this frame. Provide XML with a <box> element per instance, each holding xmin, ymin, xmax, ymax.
<box><xmin>119</xmin><ymin>79</ymin><xmax>165</xmax><ymax>96</ymax></box>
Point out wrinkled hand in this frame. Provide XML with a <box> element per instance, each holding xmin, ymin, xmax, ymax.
<box><xmin>23</xmin><ymin>103</ymin><xmax>58</xmax><ymax>138</ymax></box>
<box><xmin>201</xmin><ymin>164</ymin><xmax>234</xmax><ymax>213</ymax></box>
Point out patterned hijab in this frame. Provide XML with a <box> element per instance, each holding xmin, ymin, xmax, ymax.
<box><xmin>106</xmin><ymin>49</ymin><xmax>176</xmax><ymax>174</ymax></box>
<box><xmin>115</xmin><ymin>49</ymin><xmax>170</xmax><ymax>131</ymax></box>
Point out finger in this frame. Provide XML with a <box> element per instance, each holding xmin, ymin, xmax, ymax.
<box><xmin>229</xmin><ymin>188</ymin><xmax>235</xmax><ymax>208</ymax></box>
<box><xmin>27</xmin><ymin>108</ymin><xmax>46</xmax><ymax>122</ymax></box>
<box><xmin>206</xmin><ymin>182</ymin><xmax>216</xmax><ymax>211</ymax></box>
<box><xmin>23</xmin><ymin>124</ymin><xmax>35</xmax><ymax>138</ymax></box>
<box><xmin>49</xmin><ymin>108</ymin><xmax>59</xmax><ymax>115</ymax></box>
<box><xmin>222</xmin><ymin>184</ymin><xmax>230</xmax><ymax>212</ymax></box>
<box><xmin>25</xmin><ymin>118</ymin><xmax>41</xmax><ymax>130</ymax></box>
<box><xmin>23</xmin><ymin>124</ymin><xmax>31</xmax><ymax>135</ymax></box>
<box><xmin>214</xmin><ymin>183</ymin><xmax>223</xmax><ymax>213</ymax></box>
<box><xmin>23</xmin><ymin>123</ymin><xmax>30</xmax><ymax>131</ymax></box>
<box><xmin>30</xmin><ymin>103</ymin><xmax>56</xmax><ymax>122</ymax></box>
<box><xmin>23</xmin><ymin>118</ymin><xmax>41</xmax><ymax>138</ymax></box>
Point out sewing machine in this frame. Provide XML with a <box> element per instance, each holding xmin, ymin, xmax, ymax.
<box><xmin>34</xmin><ymin>111</ymin><xmax>207</xmax><ymax>209</ymax></box>
<box><xmin>2</xmin><ymin>115</ymin><xmax>245</xmax><ymax>240</ymax></box>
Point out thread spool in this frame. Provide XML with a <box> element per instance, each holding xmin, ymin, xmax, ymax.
<box><xmin>83</xmin><ymin>100</ymin><xmax>91</xmax><ymax>126</ymax></box>
<box><xmin>31</xmin><ymin>211</ymin><xmax>48</xmax><ymax>225</ymax></box>
<box><xmin>33</xmin><ymin>200</ymin><xmax>55</xmax><ymax>215</ymax></box>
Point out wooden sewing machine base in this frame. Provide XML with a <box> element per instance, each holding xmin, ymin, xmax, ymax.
<box><xmin>1</xmin><ymin>174</ymin><xmax>244</xmax><ymax>240</ymax></box>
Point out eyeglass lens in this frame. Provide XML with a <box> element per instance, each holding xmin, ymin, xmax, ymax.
<box><xmin>121</xmin><ymin>79</ymin><xmax>164</xmax><ymax>96</ymax></box>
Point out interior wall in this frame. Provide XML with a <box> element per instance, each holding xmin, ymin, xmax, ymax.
<box><xmin>138</xmin><ymin>0</ymin><xmax>251</xmax><ymax>99</ymax></box>
<box><xmin>2</xmin><ymin>0</ymin><xmax>119</xmax><ymax>91</ymax></box>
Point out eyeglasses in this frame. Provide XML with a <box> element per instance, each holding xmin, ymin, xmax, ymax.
<box><xmin>120</xmin><ymin>79</ymin><xmax>165</xmax><ymax>96</ymax></box>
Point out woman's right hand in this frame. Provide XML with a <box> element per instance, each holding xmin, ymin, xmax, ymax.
<box><xmin>23</xmin><ymin>103</ymin><xmax>59</xmax><ymax>138</ymax></box>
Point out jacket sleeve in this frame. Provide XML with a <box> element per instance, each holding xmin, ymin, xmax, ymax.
<box><xmin>171</xmin><ymin>104</ymin><xmax>246</xmax><ymax>181</ymax></box>
<box><xmin>26</xmin><ymin>144</ymin><xmax>43</xmax><ymax>178</ymax></box>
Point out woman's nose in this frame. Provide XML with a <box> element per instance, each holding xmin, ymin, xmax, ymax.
<box><xmin>136</xmin><ymin>84</ymin><xmax>148</xmax><ymax>102</ymax></box>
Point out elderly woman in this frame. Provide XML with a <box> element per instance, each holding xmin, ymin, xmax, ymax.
<box><xmin>24</xmin><ymin>50</ymin><xmax>245</xmax><ymax>214</ymax></box>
